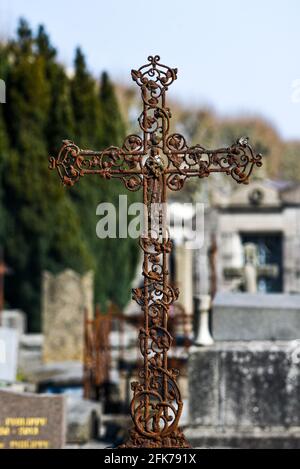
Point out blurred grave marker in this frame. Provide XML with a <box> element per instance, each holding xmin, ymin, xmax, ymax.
<box><xmin>0</xmin><ymin>390</ymin><xmax>65</xmax><ymax>449</ymax></box>
<box><xmin>42</xmin><ymin>270</ymin><xmax>93</xmax><ymax>363</ymax></box>
<box><xmin>0</xmin><ymin>328</ymin><xmax>18</xmax><ymax>383</ymax></box>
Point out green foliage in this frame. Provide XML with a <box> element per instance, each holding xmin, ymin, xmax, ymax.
<box><xmin>99</xmin><ymin>71</ymin><xmax>126</xmax><ymax>147</ymax></box>
<box><xmin>71</xmin><ymin>48</ymin><xmax>102</xmax><ymax>148</ymax></box>
<box><xmin>0</xmin><ymin>45</ymin><xmax>9</xmax><ymax>245</ymax></box>
<box><xmin>35</xmin><ymin>25</ymin><xmax>56</xmax><ymax>61</ymax></box>
<box><xmin>0</xmin><ymin>111</ymin><xmax>7</xmax><ymax>245</ymax></box>
<box><xmin>0</xmin><ymin>18</ymin><xmax>138</xmax><ymax>331</ymax></box>
<box><xmin>2</xmin><ymin>20</ymin><xmax>92</xmax><ymax>330</ymax></box>
<box><xmin>69</xmin><ymin>50</ymin><xmax>139</xmax><ymax>311</ymax></box>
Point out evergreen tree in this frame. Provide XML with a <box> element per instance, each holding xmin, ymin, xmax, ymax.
<box><xmin>71</xmin><ymin>48</ymin><xmax>101</xmax><ymax>148</ymax></box>
<box><xmin>2</xmin><ymin>20</ymin><xmax>91</xmax><ymax>330</ymax></box>
<box><xmin>35</xmin><ymin>24</ymin><xmax>74</xmax><ymax>154</ymax></box>
<box><xmin>15</xmin><ymin>18</ymin><xmax>33</xmax><ymax>56</ymax></box>
<box><xmin>98</xmin><ymin>71</ymin><xmax>126</xmax><ymax>147</ymax></box>
<box><xmin>0</xmin><ymin>109</ymin><xmax>6</xmax><ymax>245</ymax></box>
<box><xmin>97</xmin><ymin>72</ymin><xmax>139</xmax><ymax>308</ymax></box>
<box><xmin>70</xmin><ymin>51</ymin><xmax>139</xmax><ymax>310</ymax></box>
<box><xmin>47</xmin><ymin>65</ymin><xmax>75</xmax><ymax>154</ymax></box>
<box><xmin>0</xmin><ymin>19</ymin><xmax>140</xmax><ymax>330</ymax></box>
<box><xmin>35</xmin><ymin>25</ymin><xmax>56</xmax><ymax>62</ymax></box>
<box><xmin>0</xmin><ymin>44</ymin><xmax>9</xmax><ymax>245</ymax></box>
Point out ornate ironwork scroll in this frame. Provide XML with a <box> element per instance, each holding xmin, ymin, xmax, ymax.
<box><xmin>49</xmin><ymin>55</ymin><xmax>262</xmax><ymax>448</ymax></box>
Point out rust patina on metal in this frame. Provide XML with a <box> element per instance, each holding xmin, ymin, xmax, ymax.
<box><xmin>49</xmin><ymin>56</ymin><xmax>262</xmax><ymax>448</ymax></box>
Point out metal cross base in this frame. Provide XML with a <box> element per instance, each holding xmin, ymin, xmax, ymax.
<box><xmin>119</xmin><ymin>428</ymin><xmax>191</xmax><ymax>448</ymax></box>
<box><xmin>49</xmin><ymin>55</ymin><xmax>262</xmax><ymax>448</ymax></box>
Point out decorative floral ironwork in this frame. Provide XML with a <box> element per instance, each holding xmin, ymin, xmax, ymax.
<box><xmin>49</xmin><ymin>136</ymin><xmax>144</xmax><ymax>190</ymax></box>
<box><xmin>165</xmin><ymin>134</ymin><xmax>262</xmax><ymax>190</ymax></box>
<box><xmin>49</xmin><ymin>55</ymin><xmax>263</xmax><ymax>448</ymax></box>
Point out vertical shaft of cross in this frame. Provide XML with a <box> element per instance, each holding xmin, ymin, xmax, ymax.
<box><xmin>161</xmin><ymin>90</ymin><xmax>169</xmax><ymax>421</ymax></box>
<box><xmin>138</xmin><ymin>162</ymin><xmax>176</xmax><ymax>439</ymax></box>
<box><xmin>142</xmin><ymin>175</ymin><xmax>150</xmax><ymax>432</ymax></box>
<box><xmin>161</xmin><ymin>174</ymin><xmax>167</xmax><ymax>422</ymax></box>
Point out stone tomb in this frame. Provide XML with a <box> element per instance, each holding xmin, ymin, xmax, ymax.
<box><xmin>213</xmin><ymin>292</ymin><xmax>300</xmax><ymax>341</ymax></box>
<box><xmin>209</xmin><ymin>180</ymin><xmax>300</xmax><ymax>294</ymax></box>
<box><xmin>0</xmin><ymin>390</ymin><xmax>65</xmax><ymax>449</ymax></box>
<box><xmin>188</xmin><ymin>291</ymin><xmax>300</xmax><ymax>448</ymax></box>
<box><xmin>187</xmin><ymin>341</ymin><xmax>300</xmax><ymax>448</ymax></box>
<box><xmin>0</xmin><ymin>327</ymin><xmax>19</xmax><ymax>383</ymax></box>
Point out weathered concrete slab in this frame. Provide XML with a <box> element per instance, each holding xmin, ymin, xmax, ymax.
<box><xmin>184</xmin><ymin>426</ymin><xmax>300</xmax><ymax>449</ymax></box>
<box><xmin>212</xmin><ymin>293</ymin><xmax>300</xmax><ymax>340</ymax></box>
<box><xmin>189</xmin><ymin>341</ymin><xmax>300</xmax><ymax>429</ymax></box>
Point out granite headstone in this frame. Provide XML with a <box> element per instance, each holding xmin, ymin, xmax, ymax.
<box><xmin>0</xmin><ymin>390</ymin><xmax>65</xmax><ymax>449</ymax></box>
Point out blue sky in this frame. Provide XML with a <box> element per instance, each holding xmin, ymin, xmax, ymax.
<box><xmin>0</xmin><ymin>0</ymin><xmax>299</xmax><ymax>141</ymax></box>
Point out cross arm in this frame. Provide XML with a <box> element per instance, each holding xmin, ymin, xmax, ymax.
<box><xmin>49</xmin><ymin>135</ymin><xmax>146</xmax><ymax>191</ymax></box>
<box><xmin>164</xmin><ymin>134</ymin><xmax>262</xmax><ymax>190</ymax></box>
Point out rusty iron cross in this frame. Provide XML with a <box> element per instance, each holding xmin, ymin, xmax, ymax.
<box><xmin>49</xmin><ymin>55</ymin><xmax>262</xmax><ymax>448</ymax></box>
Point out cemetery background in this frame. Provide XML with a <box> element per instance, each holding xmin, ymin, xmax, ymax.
<box><xmin>0</xmin><ymin>0</ymin><xmax>300</xmax><ymax>449</ymax></box>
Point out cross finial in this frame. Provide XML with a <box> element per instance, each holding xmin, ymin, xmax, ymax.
<box><xmin>131</xmin><ymin>55</ymin><xmax>178</xmax><ymax>93</ymax></box>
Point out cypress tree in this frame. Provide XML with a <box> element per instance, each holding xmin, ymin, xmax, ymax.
<box><xmin>97</xmin><ymin>71</ymin><xmax>139</xmax><ymax>308</ymax></box>
<box><xmin>2</xmin><ymin>20</ymin><xmax>92</xmax><ymax>331</ymax></box>
<box><xmin>69</xmin><ymin>47</ymin><xmax>103</xmax><ymax>293</ymax></box>
<box><xmin>0</xmin><ymin>44</ymin><xmax>9</xmax><ymax>245</ymax></box>
<box><xmin>98</xmin><ymin>71</ymin><xmax>126</xmax><ymax>147</ymax></box>
<box><xmin>35</xmin><ymin>25</ymin><xmax>56</xmax><ymax>62</ymax></box>
<box><xmin>47</xmin><ymin>65</ymin><xmax>75</xmax><ymax>154</ymax></box>
<box><xmin>1</xmin><ymin>19</ymin><xmax>140</xmax><ymax>329</ymax></box>
<box><xmin>71</xmin><ymin>48</ymin><xmax>101</xmax><ymax>148</ymax></box>
<box><xmin>35</xmin><ymin>25</ymin><xmax>75</xmax><ymax>154</ymax></box>
<box><xmin>70</xmin><ymin>51</ymin><xmax>139</xmax><ymax>310</ymax></box>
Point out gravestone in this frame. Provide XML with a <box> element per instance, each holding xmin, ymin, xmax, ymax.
<box><xmin>66</xmin><ymin>396</ymin><xmax>101</xmax><ymax>444</ymax></box>
<box><xmin>188</xmin><ymin>292</ymin><xmax>300</xmax><ymax>447</ymax></box>
<box><xmin>213</xmin><ymin>292</ymin><xmax>300</xmax><ymax>341</ymax></box>
<box><xmin>188</xmin><ymin>341</ymin><xmax>300</xmax><ymax>448</ymax></box>
<box><xmin>0</xmin><ymin>327</ymin><xmax>19</xmax><ymax>382</ymax></box>
<box><xmin>1</xmin><ymin>310</ymin><xmax>27</xmax><ymax>335</ymax></box>
<box><xmin>0</xmin><ymin>390</ymin><xmax>65</xmax><ymax>449</ymax></box>
<box><xmin>42</xmin><ymin>270</ymin><xmax>93</xmax><ymax>362</ymax></box>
